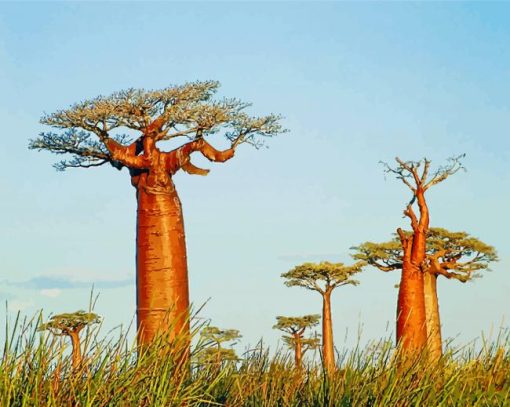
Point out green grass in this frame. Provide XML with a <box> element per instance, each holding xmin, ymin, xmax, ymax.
<box><xmin>1</xmin><ymin>312</ymin><xmax>509</xmax><ymax>406</ymax></box>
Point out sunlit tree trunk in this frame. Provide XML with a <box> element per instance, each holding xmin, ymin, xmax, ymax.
<box><xmin>396</xmin><ymin>189</ymin><xmax>429</xmax><ymax>358</ymax></box>
<box><xmin>134</xmin><ymin>172</ymin><xmax>190</xmax><ymax>346</ymax></box>
<box><xmin>294</xmin><ymin>335</ymin><xmax>303</xmax><ymax>369</ymax></box>
<box><xmin>69</xmin><ymin>331</ymin><xmax>82</xmax><ymax>370</ymax></box>
<box><xmin>424</xmin><ymin>271</ymin><xmax>442</xmax><ymax>362</ymax></box>
<box><xmin>322</xmin><ymin>290</ymin><xmax>335</xmax><ymax>373</ymax></box>
<box><xmin>397</xmin><ymin>261</ymin><xmax>427</xmax><ymax>355</ymax></box>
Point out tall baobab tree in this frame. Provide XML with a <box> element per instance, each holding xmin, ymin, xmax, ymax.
<box><xmin>353</xmin><ymin>228</ymin><xmax>497</xmax><ymax>361</ymax></box>
<box><xmin>39</xmin><ymin>311</ymin><xmax>101</xmax><ymax>370</ymax></box>
<box><xmin>378</xmin><ymin>156</ymin><xmax>465</xmax><ymax>358</ymax></box>
<box><xmin>30</xmin><ymin>81</ymin><xmax>284</xmax><ymax>346</ymax></box>
<box><xmin>273</xmin><ymin>315</ymin><xmax>320</xmax><ymax>369</ymax></box>
<box><xmin>281</xmin><ymin>261</ymin><xmax>365</xmax><ymax>374</ymax></box>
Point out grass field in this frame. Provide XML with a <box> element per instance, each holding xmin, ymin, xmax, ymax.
<box><xmin>1</xmin><ymin>312</ymin><xmax>509</xmax><ymax>406</ymax></box>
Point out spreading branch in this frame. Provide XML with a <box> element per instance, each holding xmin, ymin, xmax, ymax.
<box><xmin>32</xmin><ymin>81</ymin><xmax>286</xmax><ymax>172</ymax></box>
<box><xmin>352</xmin><ymin>228</ymin><xmax>498</xmax><ymax>283</ymax></box>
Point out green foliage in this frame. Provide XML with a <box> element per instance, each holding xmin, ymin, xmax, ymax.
<box><xmin>281</xmin><ymin>261</ymin><xmax>366</xmax><ymax>294</ymax></box>
<box><xmin>2</xmin><ymin>313</ymin><xmax>509</xmax><ymax>405</ymax></box>
<box><xmin>29</xmin><ymin>81</ymin><xmax>286</xmax><ymax>171</ymax></box>
<box><xmin>38</xmin><ymin>311</ymin><xmax>101</xmax><ymax>336</ymax></box>
<box><xmin>282</xmin><ymin>334</ymin><xmax>321</xmax><ymax>353</ymax></box>
<box><xmin>196</xmin><ymin>326</ymin><xmax>242</xmax><ymax>364</ymax></box>
<box><xmin>273</xmin><ymin>315</ymin><xmax>320</xmax><ymax>334</ymax></box>
<box><xmin>352</xmin><ymin>227</ymin><xmax>498</xmax><ymax>281</ymax></box>
<box><xmin>273</xmin><ymin>315</ymin><xmax>321</xmax><ymax>353</ymax></box>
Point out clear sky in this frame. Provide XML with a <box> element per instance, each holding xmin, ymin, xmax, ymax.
<box><xmin>0</xmin><ymin>2</ymin><xmax>508</xmax><ymax>353</ymax></box>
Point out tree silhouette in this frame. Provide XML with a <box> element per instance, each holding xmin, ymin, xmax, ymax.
<box><xmin>379</xmin><ymin>156</ymin><xmax>464</xmax><ymax>358</ymax></box>
<box><xmin>39</xmin><ymin>311</ymin><xmax>101</xmax><ymax>370</ymax></box>
<box><xmin>273</xmin><ymin>314</ymin><xmax>320</xmax><ymax>368</ymax></box>
<box><xmin>281</xmin><ymin>261</ymin><xmax>365</xmax><ymax>373</ymax></box>
<box><xmin>198</xmin><ymin>326</ymin><xmax>242</xmax><ymax>365</ymax></box>
<box><xmin>30</xmin><ymin>81</ymin><xmax>284</xmax><ymax>346</ymax></box>
<box><xmin>353</xmin><ymin>227</ymin><xmax>496</xmax><ymax>361</ymax></box>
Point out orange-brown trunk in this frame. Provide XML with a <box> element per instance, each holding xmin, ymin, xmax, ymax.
<box><xmin>322</xmin><ymin>291</ymin><xmax>335</xmax><ymax>373</ymax></box>
<box><xmin>69</xmin><ymin>331</ymin><xmax>82</xmax><ymax>370</ymax></box>
<box><xmin>424</xmin><ymin>271</ymin><xmax>442</xmax><ymax>362</ymax></box>
<box><xmin>135</xmin><ymin>175</ymin><xmax>190</xmax><ymax>346</ymax></box>
<box><xmin>294</xmin><ymin>335</ymin><xmax>303</xmax><ymax>369</ymax></box>
<box><xmin>396</xmin><ymin>261</ymin><xmax>427</xmax><ymax>356</ymax></box>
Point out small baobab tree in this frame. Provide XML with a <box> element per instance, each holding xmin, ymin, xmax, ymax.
<box><xmin>30</xmin><ymin>81</ymin><xmax>284</xmax><ymax>347</ymax></box>
<box><xmin>379</xmin><ymin>156</ymin><xmax>464</xmax><ymax>358</ymax></box>
<box><xmin>198</xmin><ymin>326</ymin><xmax>241</xmax><ymax>366</ymax></box>
<box><xmin>273</xmin><ymin>314</ymin><xmax>320</xmax><ymax>369</ymax></box>
<box><xmin>39</xmin><ymin>311</ymin><xmax>101</xmax><ymax>370</ymax></box>
<box><xmin>281</xmin><ymin>261</ymin><xmax>365</xmax><ymax>373</ymax></box>
<box><xmin>353</xmin><ymin>228</ymin><xmax>497</xmax><ymax>361</ymax></box>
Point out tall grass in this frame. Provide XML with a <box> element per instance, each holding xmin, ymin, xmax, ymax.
<box><xmin>0</xmin><ymin>311</ymin><xmax>509</xmax><ymax>406</ymax></box>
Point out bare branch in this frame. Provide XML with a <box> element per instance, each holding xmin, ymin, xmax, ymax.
<box><xmin>424</xmin><ymin>154</ymin><xmax>466</xmax><ymax>190</ymax></box>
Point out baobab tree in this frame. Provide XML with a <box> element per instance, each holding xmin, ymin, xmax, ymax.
<box><xmin>30</xmin><ymin>81</ymin><xmax>284</xmax><ymax>346</ymax></box>
<box><xmin>353</xmin><ymin>228</ymin><xmax>497</xmax><ymax>361</ymax></box>
<box><xmin>273</xmin><ymin>314</ymin><xmax>320</xmax><ymax>369</ymax></box>
<box><xmin>281</xmin><ymin>261</ymin><xmax>365</xmax><ymax>373</ymax></box>
<box><xmin>198</xmin><ymin>326</ymin><xmax>241</xmax><ymax>365</ymax></box>
<box><xmin>371</xmin><ymin>155</ymin><xmax>465</xmax><ymax>358</ymax></box>
<box><xmin>39</xmin><ymin>311</ymin><xmax>101</xmax><ymax>370</ymax></box>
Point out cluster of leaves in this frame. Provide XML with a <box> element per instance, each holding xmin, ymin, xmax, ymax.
<box><xmin>273</xmin><ymin>315</ymin><xmax>321</xmax><ymax>352</ymax></box>
<box><xmin>196</xmin><ymin>326</ymin><xmax>242</xmax><ymax>364</ymax></box>
<box><xmin>38</xmin><ymin>311</ymin><xmax>101</xmax><ymax>335</ymax></box>
<box><xmin>29</xmin><ymin>81</ymin><xmax>286</xmax><ymax>171</ymax></box>
<box><xmin>281</xmin><ymin>261</ymin><xmax>365</xmax><ymax>294</ymax></box>
<box><xmin>352</xmin><ymin>227</ymin><xmax>498</xmax><ymax>281</ymax></box>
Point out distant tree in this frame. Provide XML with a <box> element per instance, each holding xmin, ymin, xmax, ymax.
<box><xmin>273</xmin><ymin>314</ymin><xmax>320</xmax><ymax>368</ymax></box>
<box><xmin>379</xmin><ymin>156</ymin><xmax>464</xmax><ymax>358</ymax></box>
<box><xmin>281</xmin><ymin>261</ymin><xmax>365</xmax><ymax>373</ymax></box>
<box><xmin>353</xmin><ymin>227</ymin><xmax>497</xmax><ymax>361</ymax></box>
<box><xmin>30</xmin><ymin>81</ymin><xmax>285</xmax><ymax>347</ymax></box>
<box><xmin>39</xmin><ymin>311</ymin><xmax>101</xmax><ymax>369</ymax></box>
<box><xmin>198</xmin><ymin>326</ymin><xmax>242</xmax><ymax>365</ymax></box>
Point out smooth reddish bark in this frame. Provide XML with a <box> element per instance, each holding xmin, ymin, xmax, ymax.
<box><xmin>134</xmin><ymin>174</ymin><xmax>190</xmax><ymax>345</ymax></box>
<box><xmin>396</xmin><ymin>188</ymin><xmax>429</xmax><ymax>357</ymax></box>
<box><xmin>118</xmin><ymin>135</ymin><xmax>235</xmax><ymax>347</ymax></box>
<box><xmin>322</xmin><ymin>290</ymin><xmax>335</xmax><ymax>373</ymax></box>
<box><xmin>396</xmin><ymin>261</ymin><xmax>427</xmax><ymax>354</ymax></box>
<box><xmin>423</xmin><ymin>271</ymin><xmax>442</xmax><ymax>362</ymax></box>
<box><xmin>69</xmin><ymin>331</ymin><xmax>82</xmax><ymax>370</ymax></box>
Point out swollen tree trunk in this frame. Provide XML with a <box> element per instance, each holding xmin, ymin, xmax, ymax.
<box><xmin>396</xmin><ymin>261</ymin><xmax>427</xmax><ymax>355</ymax></box>
<box><xmin>423</xmin><ymin>271</ymin><xmax>442</xmax><ymax>362</ymax></box>
<box><xmin>134</xmin><ymin>172</ymin><xmax>190</xmax><ymax>346</ymax></box>
<box><xmin>322</xmin><ymin>290</ymin><xmax>335</xmax><ymax>373</ymax></box>
<box><xmin>69</xmin><ymin>332</ymin><xmax>82</xmax><ymax>370</ymax></box>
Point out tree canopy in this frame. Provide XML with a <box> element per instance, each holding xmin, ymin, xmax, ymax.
<box><xmin>273</xmin><ymin>314</ymin><xmax>320</xmax><ymax>335</ymax></box>
<box><xmin>29</xmin><ymin>81</ymin><xmax>285</xmax><ymax>171</ymax></box>
<box><xmin>198</xmin><ymin>326</ymin><xmax>242</xmax><ymax>364</ymax></box>
<box><xmin>273</xmin><ymin>314</ymin><xmax>321</xmax><ymax>353</ymax></box>
<box><xmin>39</xmin><ymin>311</ymin><xmax>101</xmax><ymax>336</ymax></box>
<box><xmin>352</xmin><ymin>228</ymin><xmax>498</xmax><ymax>281</ymax></box>
<box><xmin>281</xmin><ymin>261</ymin><xmax>366</xmax><ymax>294</ymax></box>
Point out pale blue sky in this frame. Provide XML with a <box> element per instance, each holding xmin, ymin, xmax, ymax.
<box><xmin>0</xmin><ymin>2</ymin><xmax>509</xmax><ymax>352</ymax></box>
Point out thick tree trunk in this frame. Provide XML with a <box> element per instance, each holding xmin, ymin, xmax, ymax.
<box><xmin>294</xmin><ymin>335</ymin><xmax>303</xmax><ymax>369</ymax></box>
<box><xmin>396</xmin><ymin>261</ymin><xmax>427</xmax><ymax>356</ymax></box>
<box><xmin>322</xmin><ymin>290</ymin><xmax>335</xmax><ymax>373</ymax></box>
<box><xmin>69</xmin><ymin>332</ymin><xmax>81</xmax><ymax>370</ymax></box>
<box><xmin>134</xmin><ymin>174</ymin><xmax>190</xmax><ymax>346</ymax></box>
<box><xmin>424</xmin><ymin>271</ymin><xmax>442</xmax><ymax>362</ymax></box>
